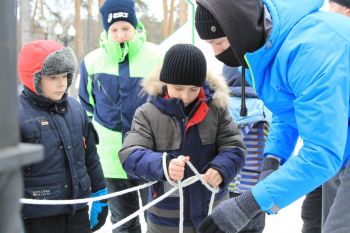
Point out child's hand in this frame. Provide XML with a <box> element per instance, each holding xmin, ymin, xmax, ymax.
<box><xmin>168</xmin><ymin>156</ymin><xmax>190</xmax><ymax>181</ymax></box>
<box><xmin>203</xmin><ymin>168</ymin><xmax>223</xmax><ymax>188</ymax></box>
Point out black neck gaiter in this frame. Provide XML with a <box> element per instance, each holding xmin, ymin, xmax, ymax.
<box><xmin>215</xmin><ymin>47</ymin><xmax>240</xmax><ymax>67</ymax></box>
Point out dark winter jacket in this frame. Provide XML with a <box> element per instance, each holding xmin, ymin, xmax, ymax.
<box><xmin>119</xmin><ymin>71</ymin><xmax>246</xmax><ymax>232</ymax></box>
<box><xmin>19</xmin><ymin>88</ymin><xmax>105</xmax><ymax>218</ymax></box>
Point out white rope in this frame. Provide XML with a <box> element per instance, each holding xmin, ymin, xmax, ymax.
<box><xmin>20</xmin><ymin>181</ymin><xmax>156</xmax><ymax>205</ymax></box>
<box><xmin>161</xmin><ymin>153</ymin><xmax>219</xmax><ymax>232</ymax></box>
<box><xmin>20</xmin><ymin>152</ymin><xmax>220</xmax><ymax>233</ymax></box>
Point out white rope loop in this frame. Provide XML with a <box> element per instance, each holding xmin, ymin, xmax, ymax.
<box><xmin>161</xmin><ymin>153</ymin><xmax>219</xmax><ymax>232</ymax></box>
<box><xmin>20</xmin><ymin>152</ymin><xmax>220</xmax><ymax>233</ymax></box>
<box><xmin>20</xmin><ymin>181</ymin><xmax>156</xmax><ymax>205</ymax></box>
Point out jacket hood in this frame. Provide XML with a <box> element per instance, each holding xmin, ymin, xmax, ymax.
<box><xmin>142</xmin><ymin>68</ymin><xmax>230</xmax><ymax>109</ymax></box>
<box><xmin>196</xmin><ymin>0</ymin><xmax>265</xmax><ymax>67</ymax></box>
<box><xmin>99</xmin><ymin>21</ymin><xmax>147</xmax><ymax>63</ymax></box>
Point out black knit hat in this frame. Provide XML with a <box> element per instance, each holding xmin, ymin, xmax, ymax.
<box><xmin>195</xmin><ymin>3</ymin><xmax>225</xmax><ymax>40</ymax></box>
<box><xmin>100</xmin><ymin>0</ymin><xmax>138</xmax><ymax>31</ymax></box>
<box><xmin>160</xmin><ymin>44</ymin><xmax>207</xmax><ymax>87</ymax></box>
<box><xmin>330</xmin><ymin>0</ymin><xmax>350</xmax><ymax>8</ymax></box>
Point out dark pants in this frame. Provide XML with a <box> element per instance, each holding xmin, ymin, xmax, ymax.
<box><xmin>301</xmin><ymin>186</ymin><xmax>322</xmax><ymax>233</ymax></box>
<box><xmin>23</xmin><ymin>207</ymin><xmax>91</xmax><ymax>233</ymax></box>
<box><xmin>106</xmin><ymin>178</ymin><xmax>148</xmax><ymax>233</ymax></box>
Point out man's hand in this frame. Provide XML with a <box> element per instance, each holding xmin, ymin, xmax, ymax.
<box><xmin>168</xmin><ymin>156</ymin><xmax>190</xmax><ymax>181</ymax></box>
<box><xmin>199</xmin><ymin>191</ymin><xmax>262</xmax><ymax>233</ymax></box>
<box><xmin>203</xmin><ymin>168</ymin><xmax>223</xmax><ymax>188</ymax></box>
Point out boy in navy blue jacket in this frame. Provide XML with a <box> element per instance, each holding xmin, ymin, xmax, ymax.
<box><xmin>18</xmin><ymin>40</ymin><xmax>108</xmax><ymax>233</ymax></box>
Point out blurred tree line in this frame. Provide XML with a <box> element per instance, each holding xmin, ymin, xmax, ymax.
<box><xmin>18</xmin><ymin>0</ymin><xmax>189</xmax><ymax>63</ymax></box>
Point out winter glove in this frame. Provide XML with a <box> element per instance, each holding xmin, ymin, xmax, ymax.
<box><xmin>90</xmin><ymin>188</ymin><xmax>109</xmax><ymax>232</ymax></box>
<box><xmin>199</xmin><ymin>191</ymin><xmax>262</xmax><ymax>233</ymax></box>
<box><xmin>234</xmin><ymin>156</ymin><xmax>280</xmax><ymax>233</ymax></box>
<box><xmin>259</xmin><ymin>155</ymin><xmax>280</xmax><ymax>181</ymax></box>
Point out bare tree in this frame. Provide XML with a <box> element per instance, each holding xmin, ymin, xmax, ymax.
<box><xmin>168</xmin><ymin>0</ymin><xmax>175</xmax><ymax>36</ymax></box>
<box><xmin>178</xmin><ymin>0</ymin><xmax>187</xmax><ymax>27</ymax></box>
<box><xmin>86</xmin><ymin>0</ymin><xmax>93</xmax><ymax>50</ymax></box>
<box><xmin>162</xmin><ymin>0</ymin><xmax>168</xmax><ymax>39</ymax></box>
<box><xmin>20</xmin><ymin>0</ymin><xmax>32</xmax><ymax>46</ymax></box>
<box><xmin>75</xmin><ymin>0</ymin><xmax>83</xmax><ymax>59</ymax></box>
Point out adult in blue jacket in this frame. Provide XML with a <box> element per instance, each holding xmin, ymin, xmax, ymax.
<box><xmin>194</xmin><ymin>0</ymin><xmax>350</xmax><ymax>232</ymax></box>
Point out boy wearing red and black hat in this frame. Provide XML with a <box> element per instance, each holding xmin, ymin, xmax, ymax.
<box><xmin>18</xmin><ymin>40</ymin><xmax>107</xmax><ymax>233</ymax></box>
<box><xmin>119</xmin><ymin>43</ymin><xmax>246</xmax><ymax>233</ymax></box>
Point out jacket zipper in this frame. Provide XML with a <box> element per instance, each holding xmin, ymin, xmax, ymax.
<box><xmin>96</xmin><ymin>79</ymin><xmax>117</xmax><ymax>107</ymax></box>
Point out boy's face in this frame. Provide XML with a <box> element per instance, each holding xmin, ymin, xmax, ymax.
<box><xmin>206</xmin><ymin>36</ymin><xmax>230</xmax><ymax>55</ymax></box>
<box><xmin>166</xmin><ymin>84</ymin><xmax>201</xmax><ymax>107</ymax></box>
<box><xmin>41</xmin><ymin>73</ymin><xmax>68</xmax><ymax>101</ymax></box>
<box><xmin>108</xmin><ymin>21</ymin><xmax>135</xmax><ymax>44</ymax></box>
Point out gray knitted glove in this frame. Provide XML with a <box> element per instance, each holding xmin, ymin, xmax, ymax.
<box><xmin>199</xmin><ymin>191</ymin><xmax>262</xmax><ymax>233</ymax></box>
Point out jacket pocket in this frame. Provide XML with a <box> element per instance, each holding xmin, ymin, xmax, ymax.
<box><xmin>79</xmin><ymin>175</ymin><xmax>91</xmax><ymax>193</ymax></box>
<box><xmin>25</xmin><ymin>184</ymin><xmax>62</xmax><ymax>200</ymax></box>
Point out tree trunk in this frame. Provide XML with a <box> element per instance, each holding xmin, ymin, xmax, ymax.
<box><xmin>20</xmin><ymin>0</ymin><xmax>32</xmax><ymax>47</ymax></box>
<box><xmin>75</xmin><ymin>0</ymin><xmax>83</xmax><ymax>59</ymax></box>
<box><xmin>168</xmin><ymin>0</ymin><xmax>175</xmax><ymax>36</ymax></box>
<box><xmin>162</xmin><ymin>0</ymin><xmax>168</xmax><ymax>39</ymax></box>
<box><xmin>87</xmin><ymin>0</ymin><xmax>93</xmax><ymax>51</ymax></box>
<box><xmin>97</xmin><ymin>0</ymin><xmax>104</xmax><ymax>31</ymax></box>
<box><xmin>179</xmin><ymin>0</ymin><xmax>187</xmax><ymax>27</ymax></box>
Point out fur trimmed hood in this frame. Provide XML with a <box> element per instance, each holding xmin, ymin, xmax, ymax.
<box><xmin>142</xmin><ymin>68</ymin><xmax>230</xmax><ymax>109</ymax></box>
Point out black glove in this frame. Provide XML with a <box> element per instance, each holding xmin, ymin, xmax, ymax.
<box><xmin>259</xmin><ymin>156</ymin><xmax>280</xmax><ymax>181</ymax></box>
<box><xmin>199</xmin><ymin>191</ymin><xmax>262</xmax><ymax>233</ymax></box>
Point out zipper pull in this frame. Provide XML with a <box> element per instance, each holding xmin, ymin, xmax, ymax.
<box><xmin>97</xmin><ymin>80</ymin><xmax>102</xmax><ymax>91</ymax></box>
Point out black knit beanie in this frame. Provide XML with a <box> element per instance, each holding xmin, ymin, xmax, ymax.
<box><xmin>160</xmin><ymin>44</ymin><xmax>207</xmax><ymax>87</ymax></box>
<box><xmin>330</xmin><ymin>0</ymin><xmax>350</xmax><ymax>8</ymax></box>
<box><xmin>195</xmin><ymin>3</ymin><xmax>225</xmax><ymax>39</ymax></box>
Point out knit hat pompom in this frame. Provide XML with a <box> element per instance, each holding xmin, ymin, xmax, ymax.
<box><xmin>18</xmin><ymin>40</ymin><xmax>77</xmax><ymax>95</ymax></box>
<box><xmin>100</xmin><ymin>0</ymin><xmax>138</xmax><ymax>31</ymax></box>
<box><xmin>195</xmin><ymin>3</ymin><xmax>225</xmax><ymax>40</ymax></box>
<box><xmin>160</xmin><ymin>44</ymin><xmax>207</xmax><ymax>87</ymax></box>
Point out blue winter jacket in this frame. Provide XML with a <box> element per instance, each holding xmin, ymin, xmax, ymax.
<box><xmin>242</xmin><ymin>0</ymin><xmax>350</xmax><ymax>213</ymax></box>
<box><xmin>19</xmin><ymin>89</ymin><xmax>105</xmax><ymax>218</ymax></box>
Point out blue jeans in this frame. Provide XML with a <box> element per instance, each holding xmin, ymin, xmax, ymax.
<box><xmin>106</xmin><ymin>178</ymin><xmax>147</xmax><ymax>233</ymax></box>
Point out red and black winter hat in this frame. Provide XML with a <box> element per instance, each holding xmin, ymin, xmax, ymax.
<box><xmin>18</xmin><ymin>40</ymin><xmax>77</xmax><ymax>95</ymax></box>
<box><xmin>195</xmin><ymin>3</ymin><xmax>225</xmax><ymax>40</ymax></box>
<box><xmin>160</xmin><ymin>44</ymin><xmax>207</xmax><ymax>87</ymax></box>
<box><xmin>330</xmin><ymin>0</ymin><xmax>350</xmax><ymax>8</ymax></box>
<box><xmin>100</xmin><ymin>0</ymin><xmax>138</xmax><ymax>31</ymax></box>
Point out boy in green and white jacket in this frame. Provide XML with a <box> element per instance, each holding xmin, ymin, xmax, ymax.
<box><xmin>79</xmin><ymin>0</ymin><xmax>163</xmax><ymax>232</ymax></box>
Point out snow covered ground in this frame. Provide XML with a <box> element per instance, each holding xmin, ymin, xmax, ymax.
<box><xmin>96</xmin><ymin>195</ymin><xmax>304</xmax><ymax>233</ymax></box>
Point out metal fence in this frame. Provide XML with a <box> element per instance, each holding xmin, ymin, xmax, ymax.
<box><xmin>0</xmin><ymin>1</ymin><xmax>43</xmax><ymax>232</ymax></box>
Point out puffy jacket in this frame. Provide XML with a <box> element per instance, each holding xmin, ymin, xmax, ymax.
<box><xmin>202</xmin><ymin>0</ymin><xmax>350</xmax><ymax>214</ymax></box>
<box><xmin>79</xmin><ymin>22</ymin><xmax>163</xmax><ymax>133</ymax></box>
<box><xmin>119</xmin><ymin>71</ymin><xmax>246</xmax><ymax>232</ymax></box>
<box><xmin>79</xmin><ymin>22</ymin><xmax>163</xmax><ymax>178</ymax></box>
<box><xmin>20</xmin><ymin>89</ymin><xmax>105</xmax><ymax>218</ymax></box>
